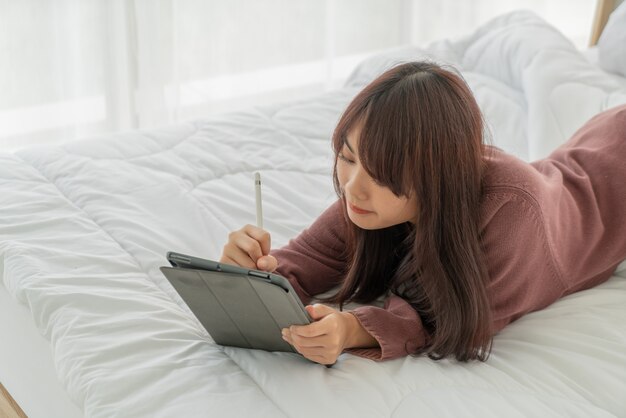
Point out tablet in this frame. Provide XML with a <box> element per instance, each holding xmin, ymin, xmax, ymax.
<box><xmin>160</xmin><ymin>251</ymin><xmax>312</xmax><ymax>354</ymax></box>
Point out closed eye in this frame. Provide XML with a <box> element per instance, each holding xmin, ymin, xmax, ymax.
<box><xmin>337</xmin><ymin>150</ymin><xmax>355</xmax><ymax>164</ymax></box>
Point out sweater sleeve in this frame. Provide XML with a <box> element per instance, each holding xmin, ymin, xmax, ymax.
<box><xmin>270</xmin><ymin>200</ymin><xmax>348</xmax><ymax>305</ymax></box>
<box><xmin>343</xmin><ymin>296</ymin><xmax>428</xmax><ymax>361</ymax></box>
<box><xmin>272</xmin><ymin>199</ymin><xmax>428</xmax><ymax>362</ymax></box>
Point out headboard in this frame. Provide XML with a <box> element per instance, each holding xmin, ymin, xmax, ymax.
<box><xmin>590</xmin><ymin>0</ymin><xmax>624</xmax><ymax>45</ymax></box>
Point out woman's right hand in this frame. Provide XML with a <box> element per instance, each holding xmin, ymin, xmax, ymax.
<box><xmin>220</xmin><ymin>224</ymin><xmax>278</xmax><ymax>272</ymax></box>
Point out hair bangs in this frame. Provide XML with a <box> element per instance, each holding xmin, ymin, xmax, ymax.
<box><xmin>332</xmin><ymin>86</ymin><xmax>416</xmax><ymax>198</ymax></box>
<box><xmin>358</xmin><ymin>94</ymin><xmax>415</xmax><ymax>198</ymax></box>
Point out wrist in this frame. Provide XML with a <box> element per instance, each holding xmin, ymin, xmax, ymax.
<box><xmin>340</xmin><ymin>311</ymin><xmax>378</xmax><ymax>350</ymax></box>
<box><xmin>340</xmin><ymin>311</ymin><xmax>359</xmax><ymax>349</ymax></box>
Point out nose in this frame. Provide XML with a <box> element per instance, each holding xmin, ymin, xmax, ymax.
<box><xmin>344</xmin><ymin>166</ymin><xmax>369</xmax><ymax>201</ymax></box>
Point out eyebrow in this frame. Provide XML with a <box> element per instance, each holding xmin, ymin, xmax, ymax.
<box><xmin>342</xmin><ymin>135</ymin><xmax>355</xmax><ymax>154</ymax></box>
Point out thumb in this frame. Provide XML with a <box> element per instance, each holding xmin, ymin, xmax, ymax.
<box><xmin>256</xmin><ymin>255</ymin><xmax>278</xmax><ymax>272</ymax></box>
<box><xmin>306</xmin><ymin>303</ymin><xmax>335</xmax><ymax>320</ymax></box>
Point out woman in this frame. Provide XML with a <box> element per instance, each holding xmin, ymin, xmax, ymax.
<box><xmin>220</xmin><ymin>61</ymin><xmax>626</xmax><ymax>366</ymax></box>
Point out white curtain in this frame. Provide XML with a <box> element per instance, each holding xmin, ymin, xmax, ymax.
<box><xmin>0</xmin><ymin>0</ymin><xmax>596</xmax><ymax>152</ymax></box>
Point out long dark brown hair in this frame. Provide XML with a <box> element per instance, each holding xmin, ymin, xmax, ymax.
<box><xmin>318</xmin><ymin>61</ymin><xmax>494</xmax><ymax>362</ymax></box>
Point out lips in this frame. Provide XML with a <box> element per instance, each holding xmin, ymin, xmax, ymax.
<box><xmin>348</xmin><ymin>202</ymin><xmax>373</xmax><ymax>215</ymax></box>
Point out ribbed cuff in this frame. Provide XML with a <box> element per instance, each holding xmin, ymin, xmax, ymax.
<box><xmin>342</xmin><ymin>304</ymin><xmax>425</xmax><ymax>361</ymax></box>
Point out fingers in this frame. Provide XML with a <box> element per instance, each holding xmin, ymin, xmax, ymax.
<box><xmin>242</xmin><ymin>224</ymin><xmax>271</xmax><ymax>255</ymax></box>
<box><xmin>257</xmin><ymin>255</ymin><xmax>278</xmax><ymax>272</ymax></box>
<box><xmin>219</xmin><ymin>254</ymin><xmax>243</xmax><ymax>268</ymax></box>
<box><xmin>289</xmin><ymin>322</ymin><xmax>326</xmax><ymax>338</ymax></box>
<box><xmin>306</xmin><ymin>303</ymin><xmax>336</xmax><ymax>321</ymax></box>
<box><xmin>307</xmin><ymin>354</ymin><xmax>334</xmax><ymax>365</ymax></box>
<box><xmin>283</xmin><ymin>323</ymin><xmax>332</xmax><ymax>348</ymax></box>
<box><xmin>220</xmin><ymin>243</ymin><xmax>257</xmax><ymax>269</ymax></box>
<box><xmin>282</xmin><ymin>326</ymin><xmax>342</xmax><ymax>365</ymax></box>
<box><xmin>221</xmin><ymin>224</ymin><xmax>272</xmax><ymax>269</ymax></box>
<box><xmin>281</xmin><ymin>312</ymin><xmax>346</xmax><ymax>365</ymax></box>
<box><xmin>301</xmin><ymin>348</ymin><xmax>336</xmax><ymax>364</ymax></box>
<box><xmin>286</xmin><ymin>333</ymin><xmax>327</xmax><ymax>349</ymax></box>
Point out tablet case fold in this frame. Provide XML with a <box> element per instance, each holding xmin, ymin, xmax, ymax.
<box><xmin>160</xmin><ymin>266</ymin><xmax>309</xmax><ymax>353</ymax></box>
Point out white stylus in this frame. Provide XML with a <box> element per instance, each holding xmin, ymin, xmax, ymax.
<box><xmin>254</xmin><ymin>172</ymin><xmax>263</xmax><ymax>229</ymax></box>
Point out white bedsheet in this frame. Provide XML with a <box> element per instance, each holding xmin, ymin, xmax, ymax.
<box><xmin>1</xmin><ymin>11</ymin><xmax>626</xmax><ymax>418</ymax></box>
<box><xmin>0</xmin><ymin>283</ymin><xmax>82</xmax><ymax>418</ymax></box>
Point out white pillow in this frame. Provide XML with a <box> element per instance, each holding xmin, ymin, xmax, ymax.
<box><xmin>598</xmin><ymin>1</ymin><xmax>626</xmax><ymax>78</ymax></box>
<box><xmin>616</xmin><ymin>259</ymin><xmax>626</xmax><ymax>278</ymax></box>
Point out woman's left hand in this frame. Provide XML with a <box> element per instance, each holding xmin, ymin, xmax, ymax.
<box><xmin>282</xmin><ymin>304</ymin><xmax>353</xmax><ymax>365</ymax></box>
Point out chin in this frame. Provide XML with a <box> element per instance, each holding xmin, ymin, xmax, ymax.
<box><xmin>348</xmin><ymin>213</ymin><xmax>382</xmax><ymax>230</ymax></box>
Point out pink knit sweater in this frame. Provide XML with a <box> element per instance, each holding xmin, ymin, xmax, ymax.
<box><xmin>271</xmin><ymin>105</ymin><xmax>626</xmax><ymax>361</ymax></box>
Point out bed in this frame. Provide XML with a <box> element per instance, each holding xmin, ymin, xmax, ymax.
<box><xmin>1</xmin><ymin>7</ymin><xmax>626</xmax><ymax>418</ymax></box>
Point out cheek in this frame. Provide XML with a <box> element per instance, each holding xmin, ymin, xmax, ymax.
<box><xmin>397</xmin><ymin>199</ymin><xmax>418</xmax><ymax>221</ymax></box>
<box><xmin>380</xmin><ymin>193</ymin><xmax>416</xmax><ymax>221</ymax></box>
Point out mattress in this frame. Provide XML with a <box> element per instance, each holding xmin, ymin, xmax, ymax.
<box><xmin>0</xmin><ymin>284</ymin><xmax>82</xmax><ymax>418</ymax></box>
<box><xmin>1</xmin><ymin>10</ymin><xmax>626</xmax><ymax>418</ymax></box>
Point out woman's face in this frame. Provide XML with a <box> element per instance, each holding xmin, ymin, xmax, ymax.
<box><xmin>336</xmin><ymin>124</ymin><xmax>418</xmax><ymax>230</ymax></box>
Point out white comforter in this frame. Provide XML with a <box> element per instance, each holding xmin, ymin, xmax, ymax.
<box><xmin>1</xmin><ymin>11</ymin><xmax>626</xmax><ymax>418</ymax></box>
